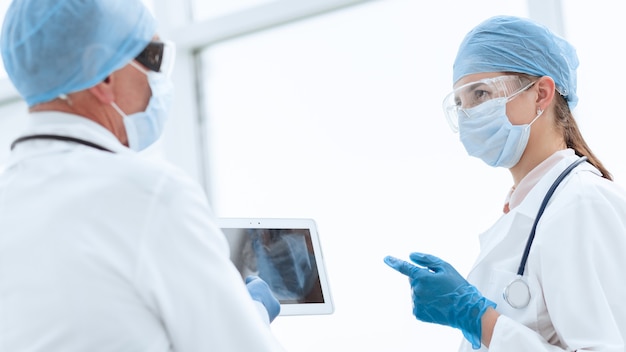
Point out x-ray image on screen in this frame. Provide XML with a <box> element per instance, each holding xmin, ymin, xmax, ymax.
<box><xmin>223</xmin><ymin>228</ymin><xmax>323</xmax><ymax>304</ymax></box>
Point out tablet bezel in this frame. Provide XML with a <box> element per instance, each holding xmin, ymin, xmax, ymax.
<box><xmin>217</xmin><ymin>217</ymin><xmax>334</xmax><ymax>316</ymax></box>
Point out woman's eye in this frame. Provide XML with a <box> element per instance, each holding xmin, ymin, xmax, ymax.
<box><xmin>471</xmin><ymin>89</ymin><xmax>490</xmax><ymax>105</ymax></box>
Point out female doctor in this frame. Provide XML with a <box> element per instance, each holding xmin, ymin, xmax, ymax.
<box><xmin>384</xmin><ymin>15</ymin><xmax>626</xmax><ymax>351</ymax></box>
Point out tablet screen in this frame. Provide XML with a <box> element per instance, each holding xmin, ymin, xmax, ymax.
<box><xmin>218</xmin><ymin>218</ymin><xmax>334</xmax><ymax>315</ymax></box>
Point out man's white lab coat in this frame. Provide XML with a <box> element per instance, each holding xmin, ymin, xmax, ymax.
<box><xmin>0</xmin><ymin>112</ymin><xmax>285</xmax><ymax>351</ymax></box>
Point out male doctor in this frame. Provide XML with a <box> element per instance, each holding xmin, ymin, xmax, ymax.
<box><xmin>0</xmin><ymin>0</ymin><xmax>285</xmax><ymax>350</ymax></box>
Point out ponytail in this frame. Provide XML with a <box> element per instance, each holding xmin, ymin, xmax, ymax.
<box><xmin>554</xmin><ymin>94</ymin><xmax>612</xmax><ymax>180</ymax></box>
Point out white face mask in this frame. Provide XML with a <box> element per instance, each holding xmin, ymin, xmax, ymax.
<box><xmin>458</xmin><ymin>97</ymin><xmax>542</xmax><ymax>168</ymax></box>
<box><xmin>111</xmin><ymin>62</ymin><xmax>174</xmax><ymax>151</ymax></box>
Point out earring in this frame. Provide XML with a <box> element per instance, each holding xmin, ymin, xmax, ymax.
<box><xmin>58</xmin><ymin>94</ymin><xmax>73</xmax><ymax>106</ymax></box>
<box><xmin>536</xmin><ymin>108</ymin><xmax>543</xmax><ymax>116</ymax></box>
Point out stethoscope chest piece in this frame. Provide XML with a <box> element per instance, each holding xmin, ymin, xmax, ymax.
<box><xmin>503</xmin><ymin>276</ymin><xmax>531</xmax><ymax>309</ymax></box>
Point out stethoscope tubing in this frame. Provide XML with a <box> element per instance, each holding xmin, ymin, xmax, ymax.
<box><xmin>504</xmin><ymin>156</ymin><xmax>588</xmax><ymax>309</ymax></box>
<box><xmin>516</xmin><ymin>156</ymin><xmax>588</xmax><ymax>276</ymax></box>
<box><xmin>11</xmin><ymin>134</ymin><xmax>115</xmax><ymax>153</ymax></box>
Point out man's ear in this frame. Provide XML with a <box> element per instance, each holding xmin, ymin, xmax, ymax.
<box><xmin>88</xmin><ymin>76</ymin><xmax>115</xmax><ymax>104</ymax></box>
<box><xmin>535</xmin><ymin>76</ymin><xmax>556</xmax><ymax>111</ymax></box>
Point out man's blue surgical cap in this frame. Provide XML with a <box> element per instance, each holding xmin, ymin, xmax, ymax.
<box><xmin>1</xmin><ymin>0</ymin><xmax>157</xmax><ymax>107</ymax></box>
<box><xmin>453</xmin><ymin>15</ymin><xmax>579</xmax><ymax>109</ymax></box>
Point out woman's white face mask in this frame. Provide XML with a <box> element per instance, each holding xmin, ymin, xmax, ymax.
<box><xmin>458</xmin><ymin>95</ymin><xmax>542</xmax><ymax>168</ymax></box>
<box><xmin>443</xmin><ymin>75</ymin><xmax>540</xmax><ymax>168</ymax></box>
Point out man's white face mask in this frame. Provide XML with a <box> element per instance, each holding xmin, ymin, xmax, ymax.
<box><xmin>111</xmin><ymin>40</ymin><xmax>176</xmax><ymax>151</ymax></box>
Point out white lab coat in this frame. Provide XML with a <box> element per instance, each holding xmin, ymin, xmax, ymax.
<box><xmin>458</xmin><ymin>154</ymin><xmax>626</xmax><ymax>351</ymax></box>
<box><xmin>0</xmin><ymin>112</ymin><xmax>286</xmax><ymax>352</ymax></box>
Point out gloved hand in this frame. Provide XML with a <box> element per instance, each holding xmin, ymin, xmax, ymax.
<box><xmin>384</xmin><ymin>253</ymin><xmax>496</xmax><ymax>349</ymax></box>
<box><xmin>245</xmin><ymin>275</ymin><xmax>281</xmax><ymax>323</ymax></box>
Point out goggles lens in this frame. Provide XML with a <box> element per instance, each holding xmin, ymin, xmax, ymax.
<box><xmin>135</xmin><ymin>40</ymin><xmax>176</xmax><ymax>76</ymax></box>
<box><xmin>442</xmin><ymin>75</ymin><xmax>533</xmax><ymax>132</ymax></box>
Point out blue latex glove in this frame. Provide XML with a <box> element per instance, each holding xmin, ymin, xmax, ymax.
<box><xmin>245</xmin><ymin>275</ymin><xmax>281</xmax><ymax>323</ymax></box>
<box><xmin>384</xmin><ymin>253</ymin><xmax>496</xmax><ymax>349</ymax></box>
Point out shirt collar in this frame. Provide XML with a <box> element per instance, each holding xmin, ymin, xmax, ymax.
<box><xmin>504</xmin><ymin>149</ymin><xmax>575</xmax><ymax>212</ymax></box>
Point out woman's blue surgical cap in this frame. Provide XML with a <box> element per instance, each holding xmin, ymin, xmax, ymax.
<box><xmin>0</xmin><ymin>0</ymin><xmax>157</xmax><ymax>107</ymax></box>
<box><xmin>453</xmin><ymin>15</ymin><xmax>579</xmax><ymax>109</ymax></box>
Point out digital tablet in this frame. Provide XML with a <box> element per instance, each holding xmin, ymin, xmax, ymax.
<box><xmin>217</xmin><ymin>218</ymin><xmax>334</xmax><ymax>315</ymax></box>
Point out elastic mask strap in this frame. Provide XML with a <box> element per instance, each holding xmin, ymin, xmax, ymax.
<box><xmin>110</xmin><ymin>102</ymin><xmax>127</xmax><ymax>118</ymax></box>
<box><xmin>129</xmin><ymin>60</ymin><xmax>149</xmax><ymax>76</ymax></box>
<box><xmin>528</xmin><ymin>108</ymin><xmax>543</xmax><ymax>126</ymax></box>
<box><xmin>111</xmin><ymin>102</ymin><xmax>139</xmax><ymax>150</ymax></box>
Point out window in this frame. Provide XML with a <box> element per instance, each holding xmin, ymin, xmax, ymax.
<box><xmin>562</xmin><ymin>1</ymin><xmax>626</xmax><ymax>182</ymax></box>
<box><xmin>191</xmin><ymin>0</ymin><xmax>276</xmax><ymax>21</ymax></box>
<box><xmin>200</xmin><ymin>1</ymin><xmax>526</xmax><ymax>350</ymax></box>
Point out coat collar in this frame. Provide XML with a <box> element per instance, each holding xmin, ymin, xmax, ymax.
<box><xmin>470</xmin><ymin>155</ymin><xmax>600</xmax><ymax>275</ymax></box>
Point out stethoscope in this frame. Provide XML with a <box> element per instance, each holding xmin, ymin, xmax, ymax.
<box><xmin>10</xmin><ymin>134</ymin><xmax>115</xmax><ymax>153</ymax></box>
<box><xmin>502</xmin><ymin>156</ymin><xmax>588</xmax><ymax>309</ymax></box>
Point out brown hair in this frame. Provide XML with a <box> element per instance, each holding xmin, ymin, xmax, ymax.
<box><xmin>553</xmin><ymin>94</ymin><xmax>613</xmax><ymax>180</ymax></box>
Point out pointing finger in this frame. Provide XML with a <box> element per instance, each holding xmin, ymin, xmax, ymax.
<box><xmin>384</xmin><ymin>255</ymin><xmax>421</xmax><ymax>277</ymax></box>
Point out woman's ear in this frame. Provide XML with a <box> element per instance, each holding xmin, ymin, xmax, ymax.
<box><xmin>87</xmin><ymin>76</ymin><xmax>115</xmax><ymax>104</ymax></box>
<box><xmin>535</xmin><ymin>76</ymin><xmax>556</xmax><ymax>111</ymax></box>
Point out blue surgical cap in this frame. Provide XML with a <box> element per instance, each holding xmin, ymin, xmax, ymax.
<box><xmin>453</xmin><ymin>15</ymin><xmax>579</xmax><ymax>109</ymax></box>
<box><xmin>1</xmin><ymin>0</ymin><xmax>157</xmax><ymax>107</ymax></box>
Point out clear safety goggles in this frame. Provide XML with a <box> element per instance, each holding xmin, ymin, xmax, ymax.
<box><xmin>135</xmin><ymin>40</ymin><xmax>176</xmax><ymax>77</ymax></box>
<box><xmin>442</xmin><ymin>75</ymin><xmax>534</xmax><ymax>132</ymax></box>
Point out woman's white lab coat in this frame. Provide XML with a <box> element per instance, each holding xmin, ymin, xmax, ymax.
<box><xmin>458</xmin><ymin>154</ymin><xmax>626</xmax><ymax>351</ymax></box>
<box><xmin>0</xmin><ymin>112</ymin><xmax>286</xmax><ymax>351</ymax></box>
